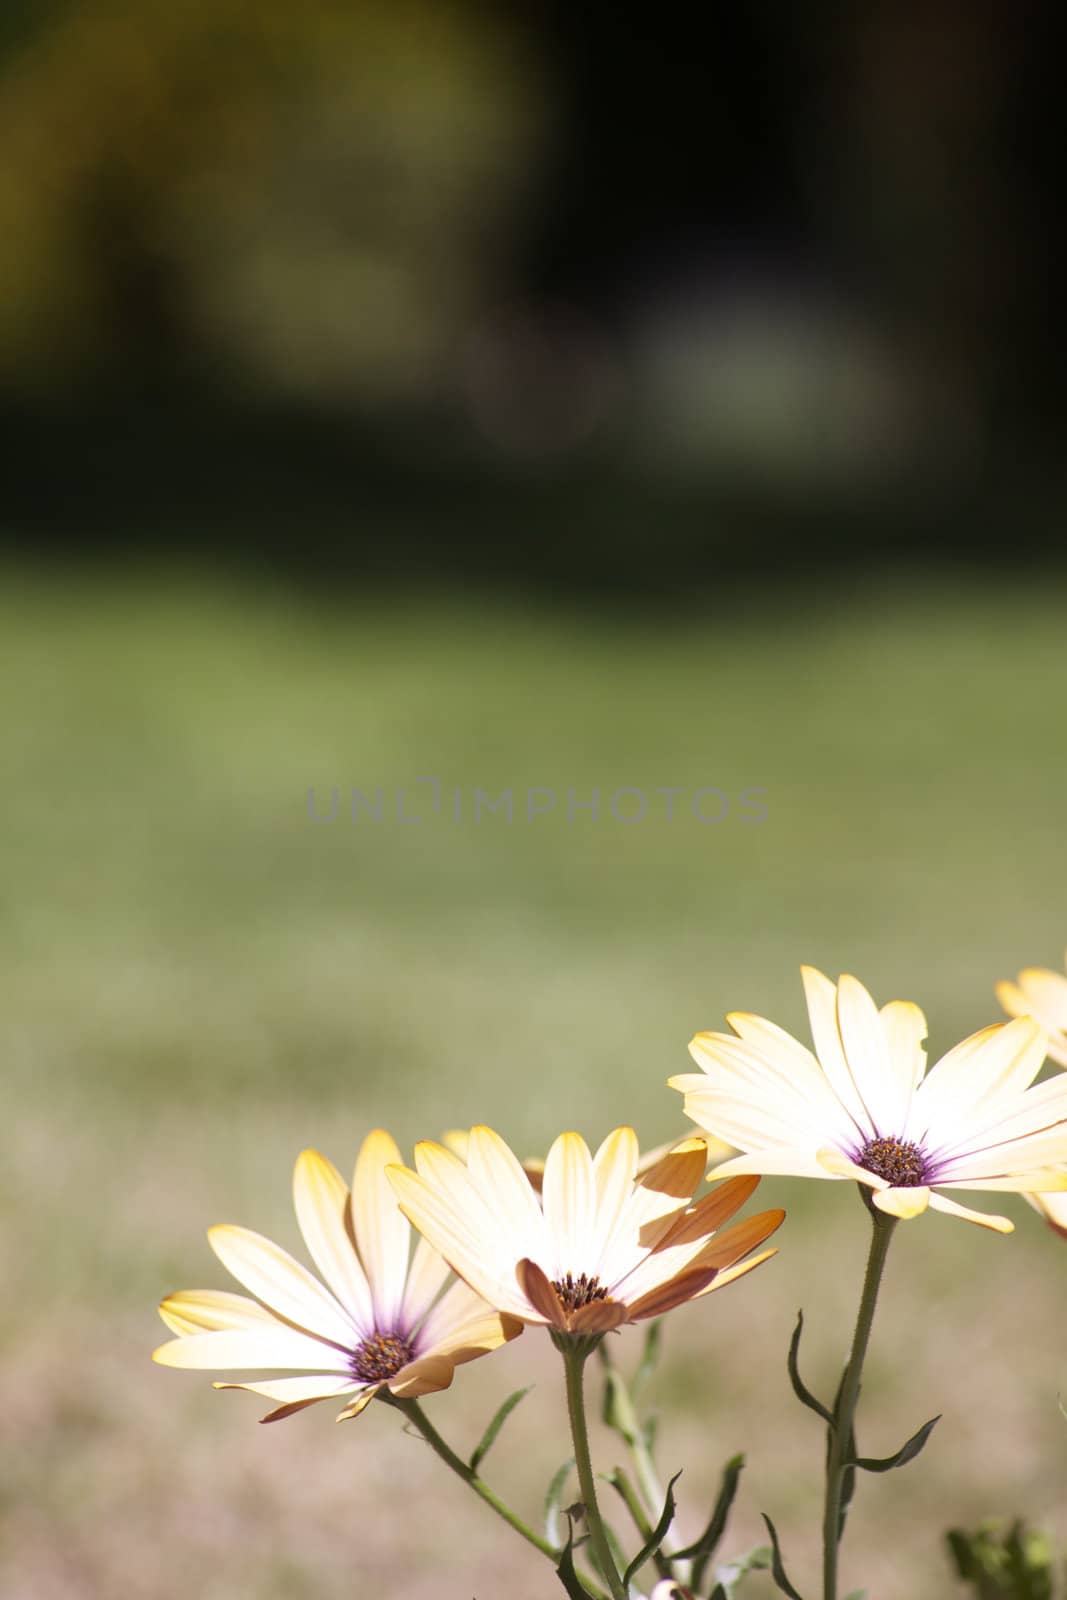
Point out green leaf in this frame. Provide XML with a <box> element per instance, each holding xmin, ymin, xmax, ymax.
<box><xmin>761</xmin><ymin>1513</ymin><xmax>806</xmax><ymax>1600</ymax></box>
<box><xmin>673</xmin><ymin>1453</ymin><xmax>745</xmax><ymax>1562</ymax></box>
<box><xmin>556</xmin><ymin>1518</ymin><xmax>597</xmax><ymax>1600</ymax></box>
<box><xmin>468</xmin><ymin>1385</ymin><xmax>532</xmax><ymax>1472</ymax></box>
<box><xmin>853</xmin><ymin>1414</ymin><xmax>940</xmax><ymax>1473</ymax></box>
<box><xmin>622</xmin><ymin>1470</ymin><xmax>682</xmax><ymax>1587</ymax></box>
<box><xmin>632</xmin><ymin>1318</ymin><xmax>663</xmax><ymax>1400</ymax></box>
<box><xmin>544</xmin><ymin>1457</ymin><xmax>575</xmax><ymax>1547</ymax></box>
<box><xmin>843</xmin><ymin>1591</ymin><xmax>868</xmax><ymax>1599</ymax></box>
<box><xmin>787</xmin><ymin>1311</ymin><xmax>833</xmax><ymax>1424</ymax></box>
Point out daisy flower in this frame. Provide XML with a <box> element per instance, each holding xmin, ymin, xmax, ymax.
<box><xmin>996</xmin><ymin>951</ymin><xmax>1067</xmax><ymax>1068</ymax></box>
<box><xmin>669</xmin><ymin>966</ymin><xmax>1067</xmax><ymax>1232</ymax></box>
<box><xmin>153</xmin><ymin>1131</ymin><xmax>521</xmax><ymax>1422</ymax></box>
<box><xmin>386</xmin><ymin>1126</ymin><xmax>782</xmax><ymax>1337</ymax></box>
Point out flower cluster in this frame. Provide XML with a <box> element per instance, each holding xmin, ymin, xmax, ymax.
<box><xmin>154</xmin><ymin>952</ymin><xmax>1067</xmax><ymax>1600</ymax></box>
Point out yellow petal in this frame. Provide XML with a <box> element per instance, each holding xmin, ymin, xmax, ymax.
<box><xmin>351</xmin><ymin>1130</ymin><xmax>410</xmax><ymax>1331</ymax></box>
<box><xmin>815</xmin><ymin>1147</ymin><xmax>887</xmax><ymax>1187</ymax></box>
<box><xmin>335</xmin><ymin>1388</ymin><xmax>378</xmax><ymax>1422</ymax></box>
<box><xmin>213</xmin><ymin>1374</ymin><xmax>359</xmax><ymax>1405</ymax></box>
<box><xmin>208</xmin><ymin>1225</ymin><xmax>358</xmax><ymax>1347</ymax></box>
<box><xmin>153</xmin><ymin>1328</ymin><xmax>350</xmax><ymax>1370</ymax></box>
<box><xmin>1026</xmin><ymin>1188</ymin><xmax>1067</xmax><ymax>1240</ymax></box>
<box><xmin>693</xmin><ymin>1246</ymin><xmax>778</xmax><ymax>1297</ymax></box>
<box><xmin>387</xmin><ymin>1354</ymin><xmax>456</xmax><ymax>1398</ymax></box>
<box><xmin>158</xmin><ymin>1289</ymin><xmax>278</xmax><ymax>1337</ymax></box>
<box><xmin>870</xmin><ymin>1185</ymin><xmax>930</xmax><ymax>1220</ymax></box>
<box><xmin>995</xmin><ymin>980</ymin><xmax>1029</xmax><ymax>1020</ymax></box>
<box><xmin>654</xmin><ymin>1175</ymin><xmax>761</xmax><ymax>1250</ymax></box>
<box><xmin>627</xmin><ymin>1264</ymin><xmax>720</xmax><ymax>1321</ymax></box>
<box><xmin>1016</xmin><ymin>967</ymin><xmax>1067</xmax><ymax>1029</ymax></box>
<box><xmin>292</xmin><ymin>1150</ymin><xmax>375</xmax><ymax>1334</ymax></box>
<box><xmin>927</xmin><ymin>1192</ymin><xmax>1013</xmax><ymax>1233</ymax></box>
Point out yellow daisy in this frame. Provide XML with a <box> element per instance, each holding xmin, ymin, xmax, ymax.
<box><xmin>997</xmin><ymin>951</ymin><xmax>1067</xmax><ymax>1068</ymax></box>
<box><xmin>386</xmin><ymin>1126</ymin><xmax>782</xmax><ymax>1336</ymax></box>
<box><xmin>670</xmin><ymin>966</ymin><xmax>1067</xmax><ymax>1233</ymax></box>
<box><xmin>995</xmin><ymin>960</ymin><xmax>1067</xmax><ymax>1240</ymax></box>
<box><xmin>153</xmin><ymin>1131</ymin><xmax>521</xmax><ymax>1422</ymax></box>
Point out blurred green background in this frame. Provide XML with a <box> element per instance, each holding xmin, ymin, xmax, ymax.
<box><xmin>2</xmin><ymin>3</ymin><xmax>1066</xmax><ymax>1597</ymax></box>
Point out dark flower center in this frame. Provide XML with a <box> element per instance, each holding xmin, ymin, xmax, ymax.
<box><xmin>552</xmin><ymin>1271</ymin><xmax>608</xmax><ymax>1312</ymax></box>
<box><xmin>858</xmin><ymin>1136</ymin><xmax>927</xmax><ymax>1187</ymax></box>
<box><xmin>351</xmin><ymin>1332</ymin><xmax>414</xmax><ymax>1383</ymax></box>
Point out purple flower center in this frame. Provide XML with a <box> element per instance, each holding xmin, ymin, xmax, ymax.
<box><xmin>858</xmin><ymin>1135</ymin><xmax>927</xmax><ymax>1187</ymax></box>
<box><xmin>552</xmin><ymin>1271</ymin><xmax>608</xmax><ymax>1312</ymax></box>
<box><xmin>351</xmin><ymin>1332</ymin><xmax>414</xmax><ymax>1383</ymax></box>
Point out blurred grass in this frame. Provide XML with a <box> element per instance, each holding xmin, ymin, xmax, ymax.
<box><xmin>3</xmin><ymin>561</ymin><xmax>1067</xmax><ymax>1598</ymax></box>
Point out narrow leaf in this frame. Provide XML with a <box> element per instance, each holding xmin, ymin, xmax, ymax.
<box><xmin>853</xmin><ymin>1414</ymin><xmax>940</xmax><ymax>1474</ymax></box>
<box><xmin>556</xmin><ymin>1520</ymin><xmax>597</xmax><ymax>1600</ymax></box>
<box><xmin>673</xmin><ymin>1453</ymin><xmax>745</xmax><ymax>1562</ymax></box>
<box><xmin>544</xmin><ymin>1457</ymin><xmax>575</xmax><ymax>1547</ymax></box>
<box><xmin>787</xmin><ymin>1310</ymin><xmax>833</xmax><ymax>1424</ymax></box>
<box><xmin>622</xmin><ymin>1470</ymin><xmax>682</xmax><ymax>1587</ymax></box>
<box><xmin>469</xmin><ymin>1385</ymin><xmax>532</xmax><ymax>1471</ymax></box>
<box><xmin>843</xmin><ymin>1591</ymin><xmax>868</xmax><ymax>1599</ymax></box>
<box><xmin>761</xmin><ymin>1513</ymin><xmax>805</xmax><ymax>1600</ymax></box>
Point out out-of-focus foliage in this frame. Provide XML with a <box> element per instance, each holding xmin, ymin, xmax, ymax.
<box><xmin>0</xmin><ymin>0</ymin><xmax>546</xmax><ymax>397</ymax></box>
<box><xmin>947</xmin><ymin>1521</ymin><xmax>1059</xmax><ymax>1600</ymax></box>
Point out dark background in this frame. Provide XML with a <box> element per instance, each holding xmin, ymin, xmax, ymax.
<box><xmin>2</xmin><ymin>1</ymin><xmax>1063</xmax><ymax>587</ymax></box>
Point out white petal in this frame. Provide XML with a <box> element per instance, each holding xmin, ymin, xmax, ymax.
<box><xmin>800</xmin><ymin>966</ymin><xmax>874</xmax><ymax>1138</ymax></box>
<box><xmin>910</xmin><ymin>1019</ymin><xmax>1047</xmax><ymax>1146</ymax></box>
<box><xmin>400</xmin><ymin>1235</ymin><xmax>452</xmax><ymax>1330</ymax></box>
<box><xmin>879</xmin><ymin>1000</ymin><xmax>928</xmax><ymax>1094</ymax></box>
<box><xmin>292</xmin><ymin>1150</ymin><xmax>375</xmax><ymax>1335</ymax></box>
<box><xmin>208</xmin><ymin>1226</ymin><xmax>358</xmax><ymax>1347</ymax></box>
<box><xmin>591</xmin><ymin>1127</ymin><xmax>640</xmax><ymax>1280</ymax></box>
<box><xmin>542</xmin><ymin>1132</ymin><xmax>596</xmax><ymax>1276</ymax></box>
<box><xmin>153</xmin><ymin>1328</ymin><xmax>351</xmax><ymax>1370</ymax></box>
<box><xmin>351</xmin><ymin>1130</ymin><xmax>410</xmax><ymax>1331</ymax></box>
<box><xmin>836</xmin><ymin>974</ymin><xmax>904</xmax><ymax>1136</ymax></box>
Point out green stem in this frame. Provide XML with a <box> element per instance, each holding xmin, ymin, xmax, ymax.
<box><xmin>393</xmin><ymin>1396</ymin><xmax>559</xmax><ymax>1563</ymax></box>
<box><xmin>822</xmin><ymin>1209</ymin><xmax>897</xmax><ymax>1600</ymax></box>
<box><xmin>563</xmin><ymin>1345</ymin><xmax>628</xmax><ymax>1600</ymax></box>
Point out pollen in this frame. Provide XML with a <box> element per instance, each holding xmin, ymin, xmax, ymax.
<box><xmin>351</xmin><ymin>1332</ymin><xmax>414</xmax><ymax>1383</ymax></box>
<box><xmin>552</xmin><ymin>1271</ymin><xmax>608</xmax><ymax>1312</ymax></box>
<box><xmin>858</xmin><ymin>1136</ymin><xmax>928</xmax><ymax>1187</ymax></box>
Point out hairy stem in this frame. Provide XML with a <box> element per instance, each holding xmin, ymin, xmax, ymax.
<box><xmin>822</xmin><ymin>1208</ymin><xmax>897</xmax><ymax>1600</ymax></box>
<box><xmin>563</xmin><ymin>1346</ymin><xmax>628</xmax><ymax>1600</ymax></box>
